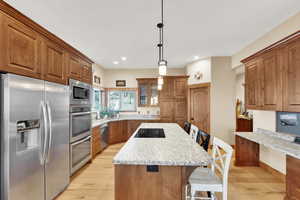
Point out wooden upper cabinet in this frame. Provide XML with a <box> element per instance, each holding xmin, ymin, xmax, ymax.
<box><xmin>245</xmin><ymin>59</ymin><xmax>262</xmax><ymax>110</ymax></box>
<box><xmin>137</xmin><ymin>79</ymin><xmax>159</xmax><ymax>107</ymax></box>
<box><xmin>174</xmin><ymin>78</ymin><xmax>187</xmax><ymax>98</ymax></box>
<box><xmin>0</xmin><ymin>14</ymin><xmax>42</xmax><ymax>79</ymax></box>
<box><xmin>283</xmin><ymin>39</ymin><xmax>300</xmax><ymax>112</ymax></box>
<box><xmin>42</xmin><ymin>39</ymin><xmax>67</xmax><ymax>84</ymax></box>
<box><xmin>260</xmin><ymin>50</ymin><xmax>282</xmax><ymax>111</ymax></box>
<box><xmin>81</xmin><ymin>60</ymin><xmax>92</xmax><ymax>84</ymax></box>
<box><xmin>68</xmin><ymin>54</ymin><xmax>82</xmax><ymax>81</ymax></box>
<box><xmin>160</xmin><ymin>77</ymin><xmax>174</xmax><ymax>99</ymax></box>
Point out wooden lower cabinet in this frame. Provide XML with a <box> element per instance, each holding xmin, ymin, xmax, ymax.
<box><xmin>127</xmin><ymin>120</ymin><xmax>142</xmax><ymax>139</ymax></box>
<box><xmin>92</xmin><ymin>126</ymin><xmax>102</xmax><ymax>159</ymax></box>
<box><xmin>235</xmin><ymin>135</ymin><xmax>259</xmax><ymax>166</ymax></box>
<box><xmin>115</xmin><ymin>165</ymin><xmax>188</xmax><ymax>200</ymax></box>
<box><xmin>108</xmin><ymin>121</ymin><xmax>128</xmax><ymax>145</ymax></box>
<box><xmin>286</xmin><ymin>155</ymin><xmax>300</xmax><ymax>200</ymax></box>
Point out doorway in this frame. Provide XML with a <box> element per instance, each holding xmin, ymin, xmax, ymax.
<box><xmin>188</xmin><ymin>83</ymin><xmax>210</xmax><ymax>133</ymax></box>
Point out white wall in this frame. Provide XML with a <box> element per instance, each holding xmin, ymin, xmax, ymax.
<box><xmin>210</xmin><ymin>57</ymin><xmax>236</xmax><ymax>144</ymax></box>
<box><xmin>185</xmin><ymin>58</ymin><xmax>211</xmax><ymax>85</ymax></box>
<box><xmin>232</xmin><ymin>12</ymin><xmax>300</xmax><ymax>68</ymax></box>
<box><xmin>252</xmin><ymin>110</ymin><xmax>286</xmax><ymax>174</ymax></box>
<box><xmin>235</xmin><ymin>73</ymin><xmax>245</xmax><ymax>103</ymax></box>
<box><xmin>92</xmin><ymin>63</ymin><xmax>105</xmax><ymax>88</ymax></box>
<box><xmin>103</xmin><ymin>68</ymin><xmax>185</xmax><ymax>88</ymax></box>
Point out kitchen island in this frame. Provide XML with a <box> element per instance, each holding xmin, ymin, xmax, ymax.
<box><xmin>113</xmin><ymin>123</ymin><xmax>211</xmax><ymax>200</ymax></box>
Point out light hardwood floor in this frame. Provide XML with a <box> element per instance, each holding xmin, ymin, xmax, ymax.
<box><xmin>56</xmin><ymin>143</ymin><xmax>285</xmax><ymax>200</ymax></box>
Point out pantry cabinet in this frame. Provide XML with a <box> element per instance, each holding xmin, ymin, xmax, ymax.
<box><xmin>243</xmin><ymin>33</ymin><xmax>300</xmax><ymax>112</ymax></box>
<box><xmin>159</xmin><ymin>76</ymin><xmax>188</xmax><ymax>127</ymax></box>
<box><xmin>0</xmin><ymin>3</ymin><xmax>93</xmax><ymax>85</ymax></box>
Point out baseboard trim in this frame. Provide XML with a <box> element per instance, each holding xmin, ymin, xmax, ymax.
<box><xmin>259</xmin><ymin>161</ymin><xmax>286</xmax><ymax>183</ymax></box>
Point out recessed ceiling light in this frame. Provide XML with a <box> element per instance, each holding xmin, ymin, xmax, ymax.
<box><xmin>121</xmin><ymin>57</ymin><xmax>127</xmax><ymax>61</ymax></box>
<box><xmin>113</xmin><ymin>61</ymin><xmax>119</xmax><ymax>65</ymax></box>
<box><xmin>193</xmin><ymin>56</ymin><xmax>200</xmax><ymax>60</ymax></box>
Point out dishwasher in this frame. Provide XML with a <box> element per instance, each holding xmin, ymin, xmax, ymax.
<box><xmin>100</xmin><ymin>123</ymin><xmax>109</xmax><ymax>150</ymax></box>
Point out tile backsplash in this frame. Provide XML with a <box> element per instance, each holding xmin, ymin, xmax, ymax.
<box><xmin>137</xmin><ymin>107</ymin><xmax>160</xmax><ymax>115</ymax></box>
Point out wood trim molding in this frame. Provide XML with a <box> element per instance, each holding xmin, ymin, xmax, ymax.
<box><xmin>259</xmin><ymin>161</ymin><xmax>286</xmax><ymax>183</ymax></box>
<box><xmin>241</xmin><ymin>30</ymin><xmax>300</xmax><ymax>63</ymax></box>
<box><xmin>0</xmin><ymin>1</ymin><xmax>93</xmax><ymax>64</ymax></box>
<box><xmin>188</xmin><ymin>82</ymin><xmax>211</xmax><ymax>89</ymax></box>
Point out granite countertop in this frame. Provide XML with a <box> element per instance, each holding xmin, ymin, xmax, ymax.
<box><xmin>235</xmin><ymin>129</ymin><xmax>300</xmax><ymax>159</ymax></box>
<box><xmin>92</xmin><ymin>115</ymin><xmax>160</xmax><ymax>127</ymax></box>
<box><xmin>113</xmin><ymin>123</ymin><xmax>211</xmax><ymax>166</ymax></box>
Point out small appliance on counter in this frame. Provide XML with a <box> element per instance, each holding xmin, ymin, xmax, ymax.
<box><xmin>69</xmin><ymin>79</ymin><xmax>92</xmax><ymax>175</ymax></box>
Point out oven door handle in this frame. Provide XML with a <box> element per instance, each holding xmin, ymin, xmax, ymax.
<box><xmin>71</xmin><ymin>112</ymin><xmax>92</xmax><ymax>116</ymax></box>
<box><xmin>72</xmin><ymin>136</ymin><xmax>91</xmax><ymax>146</ymax></box>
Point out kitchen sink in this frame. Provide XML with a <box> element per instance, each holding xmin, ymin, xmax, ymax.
<box><xmin>134</xmin><ymin>128</ymin><xmax>165</xmax><ymax>138</ymax></box>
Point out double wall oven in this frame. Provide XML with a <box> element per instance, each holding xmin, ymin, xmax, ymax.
<box><xmin>69</xmin><ymin>79</ymin><xmax>92</xmax><ymax>175</ymax></box>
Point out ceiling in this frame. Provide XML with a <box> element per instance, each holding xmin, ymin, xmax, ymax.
<box><xmin>4</xmin><ymin>0</ymin><xmax>300</xmax><ymax>69</ymax></box>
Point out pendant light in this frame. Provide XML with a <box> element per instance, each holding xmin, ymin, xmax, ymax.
<box><xmin>158</xmin><ymin>76</ymin><xmax>164</xmax><ymax>85</ymax></box>
<box><xmin>157</xmin><ymin>0</ymin><xmax>167</xmax><ymax>77</ymax></box>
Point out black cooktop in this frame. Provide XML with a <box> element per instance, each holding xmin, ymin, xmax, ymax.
<box><xmin>134</xmin><ymin>128</ymin><xmax>165</xmax><ymax>138</ymax></box>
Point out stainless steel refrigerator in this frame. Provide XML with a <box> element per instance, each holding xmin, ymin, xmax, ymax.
<box><xmin>0</xmin><ymin>74</ymin><xmax>70</xmax><ymax>200</ymax></box>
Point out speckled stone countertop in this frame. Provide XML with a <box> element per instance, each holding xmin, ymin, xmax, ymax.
<box><xmin>235</xmin><ymin>129</ymin><xmax>300</xmax><ymax>159</ymax></box>
<box><xmin>113</xmin><ymin>123</ymin><xmax>211</xmax><ymax>166</ymax></box>
<box><xmin>92</xmin><ymin>115</ymin><xmax>160</xmax><ymax>128</ymax></box>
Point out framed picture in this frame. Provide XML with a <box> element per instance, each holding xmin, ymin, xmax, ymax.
<box><xmin>116</xmin><ymin>80</ymin><xmax>126</xmax><ymax>87</ymax></box>
<box><xmin>94</xmin><ymin>76</ymin><xmax>101</xmax><ymax>84</ymax></box>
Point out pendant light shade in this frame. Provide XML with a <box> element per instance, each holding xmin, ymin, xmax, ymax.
<box><xmin>158</xmin><ymin>76</ymin><xmax>164</xmax><ymax>85</ymax></box>
<box><xmin>158</xmin><ymin>84</ymin><xmax>163</xmax><ymax>91</ymax></box>
<box><xmin>159</xmin><ymin>63</ymin><xmax>167</xmax><ymax>76</ymax></box>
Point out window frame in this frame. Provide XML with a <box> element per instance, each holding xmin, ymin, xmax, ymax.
<box><xmin>107</xmin><ymin>88</ymin><xmax>138</xmax><ymax>112</ymax></box>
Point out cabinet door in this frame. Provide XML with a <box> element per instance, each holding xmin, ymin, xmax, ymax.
<box><xmin>283</xmin><ymin>39</ymin><xmax>300</xmax><ymax>112</ymax></box>
<box><xmin>138</xmin><ymin>82</ymin><xmax>148</xmax><ymax>107</ymax></box>
<box><xmin>81</xmin><ymin>61</ymin><xmax>92</xmax><ymax>84</ymax></box>
<box><xmin>127</xmin><ymin>120</ymin><xmax>142</xmax><ymax>139</ymax></box>
<box><xmin>174</xmin><ymin>99</ymin><xmax>187</xmax><ymax>127</ymax></box>
<box><xmin>68</xmin><ymin>54</ymin><xmax>82</xmax><ymax>81</ymax></box>
<box><xmin>160</xmin><ymin>99</ymin><xmax>174</xmax><ymax>122</ymax></box>
<box><xmin>245</xmin><ymin>59</ymin><xmax>262</xmax><ymax>110</ymax></box>
<box><xmin>261</xmin><ymin>50</ymin><xmax>282</xmax><ymax>110</ymax></box>
<box><xmin>160</xmin><ymin>78</ymin><xmax>174</xmax><ymax>99</ymax></box>
<box><xmin>0</xmin><ymin>14</ymin><xmax>41</xmax><ymax>79</ymax></box>
<box><xmin>92</xmin><ymin>126</ymin><xmax>101</xmax><ymax>159</ymax></box>
<box><xmin>42</xmin><ymin>40</ymin><xmax>67</xmax><ymax>84</ymax></box>
<box><xmin>174</xmin><ymin>78</ymin><xmax>187</xmax><ymax>98</ymax></box>
<box><xmin>150</xmin><ymin>81</ymin><xmax>159</xmax><ymax>106</ymax></box>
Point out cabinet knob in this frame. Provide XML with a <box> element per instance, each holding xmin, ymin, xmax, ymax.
<box><xmin>191</xmin><ymin>117</ymin><xmax>194</xmax><ymax>121</ymax></box>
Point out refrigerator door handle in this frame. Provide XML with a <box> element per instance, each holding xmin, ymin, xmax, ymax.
<box><xmin>41</xmin><ymin>101</ymin><xmax>48</xmax><ymax>165</ymax></box>
<box><xmin>46</xmin><ymin>101</ymin><xmax>53</xmax><ymax>163</ymax></box>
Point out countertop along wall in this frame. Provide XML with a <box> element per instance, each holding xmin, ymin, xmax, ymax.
<box><xmin>230</xmin><ymin>13</ymin><xmax>300</xmax><ymax>174</ymax></box>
